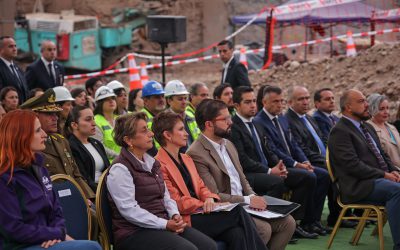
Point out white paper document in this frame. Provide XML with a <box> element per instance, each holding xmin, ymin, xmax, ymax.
<box><xmin>243</xmin><ymin>205</ymin><xmax>285</xmax><ymax>219</ymax></box>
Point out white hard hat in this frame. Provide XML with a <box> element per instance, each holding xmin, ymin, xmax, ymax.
<box><xmin>106</xmin><ymin>80</ymin><xmax>125</xmax><ymax>91</ymax></box>
<box><xmin>164</xmin><ymin>80</ymin><xmax>189</xmax><ymax>97</ymax></box>
<box><xmin>53</xmin><ymin>86</ymin><xmax>75</xmax><ymax>102</ymax></box>
<box><xmin>95</xmin><ymin>86</ymin><xmax>116</xmax><ymax>102</ymax></box>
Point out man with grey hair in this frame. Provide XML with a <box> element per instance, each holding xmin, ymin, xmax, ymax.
<box><xmin>25</xmin><ymin>40</ymin><xmax>65</xmax><ymax>91</ymax></box>
<box><xmin>186</xmin><ymin>82</ymin><xmax>209</xmax><ymax>117</ymax></box>
<box><xmin>329</xmin><ymin>89</ymin><xmax>400</xmax><ymax>250</ymax></box>
<box><xmin>0</xmin><ymin>36</ymin><xmax>29</xmax><ymax>103</ymax></box>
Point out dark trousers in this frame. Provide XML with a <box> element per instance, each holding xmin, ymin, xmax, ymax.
<box><xmin>245</xmin><ymin>173</ymin><xmax>285</xmax><ymax>198</ymax></box>
<box><xmin>116</xmin><ymin>227</ymin><xmax>217</xmax><ymax>250</ymax></box>
<box><xmin>285</xmin><ymin>166</ymin><xmax>329</xmax><ymax>224</ymax></box>
<box><xmin>192</xmin><ymin>206</ymin><xmax>268</xmax><ymax>250</ymax></box>
<box><xmin>360</xmin><ymin>178</ymin><xmax>400</xmax><ymax>249</ymax></box>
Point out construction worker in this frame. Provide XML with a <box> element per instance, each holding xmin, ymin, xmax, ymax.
<box><xmin>186</xmin><ymin>82</ymin><xmax>210</xmax><ymax>118</ymax></box>
<box><xmin>141</xmin><ymin>80</ymin><xmax>166</xmax><ymax>156</ymax></box>
<box><xmin>107</xmin><ymin>80</ymin><xmax>129</xmax><ymax>115</ymax></box>
<box><xmin>164</xmin><ymin>80</ymin><xmax>200</xmax><ymax>152</ymax></box>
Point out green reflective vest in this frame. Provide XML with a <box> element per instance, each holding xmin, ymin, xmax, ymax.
<box><xmin>141</xmin><ymin>107</ymin><xmax>161</xmax><ymax>149</ymax></box>
<box><xmin>185</xmin><ymin>110</ymin><xmax>200</xmax><ymax>142</ymax></box>
<box><xmin>185</xmin><ymin>103</ymin><xmax>196</xmax><ymax>118</ymax></box>
<box><xmin>94</xmin><ymin>114</ymin><xmax>121</xmax><ymax>161</ymax></box>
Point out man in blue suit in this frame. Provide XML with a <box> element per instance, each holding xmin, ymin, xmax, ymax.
<box><xmin>254</xmin><ymin>86</ymin><xmax>330</xmax><ymax>237</ymax></box>
<box><xmin>25</xmin><ymin>40</ymin><xmax>65</xmax><ymax>91</ymax></box>
<box><xmin>0</xmin><ymin>36</ymin><xmax>29</xmax><ymax>103</ymax></box>
<box><xmin>312</xmin><ymin>88</ymin><xmax>339</xmax><ymax>140</ymax></box>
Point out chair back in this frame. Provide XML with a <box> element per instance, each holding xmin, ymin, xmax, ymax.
<box><xmin>51</xmin><ymin>174</ymin><xmax>91</xmax><ymax>240</ymax></box>
<box><xmin>325</xmin><ymin>149</ymin><xmax>337</xmax><ymax>183</ymax></box>
<box><xmin>96</xmin><ymin>167</ymin><xmax>114</xmax><ymax>250</ymax></box>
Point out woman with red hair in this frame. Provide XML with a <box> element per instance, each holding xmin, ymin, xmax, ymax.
<box><xmin>0</xmin><ymin>110</ymin><xmax>101</xmax><ymax>250</ymax></box>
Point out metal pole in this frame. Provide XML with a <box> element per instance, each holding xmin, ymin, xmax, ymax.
<box><xmin>330</xmin><ymin>24</ymin><xmax>333</xmax><ymax>58</ymax></box>
<box><xmin>160</xmin><ymin>43</ymin><xmax>167</xmax><ymax>85</ymax></box>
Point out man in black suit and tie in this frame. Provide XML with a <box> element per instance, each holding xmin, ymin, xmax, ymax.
<box><xmin>0</xmin><ymin>36</ymin><xmax>29</xmax><ymax>103</ymax></box>
<box><xmin>254</xmin><ymin>86</ymin><xmax>330</xmax><ymax>238</ymax></box>
<box><xmin>25</xmin><ymin>40</ymin><xmax>65</xmax><ymax>91</ymax></box>
<box><xmin>312</xmin><ymin>88</ymin><xmax>339</xmax><ymax>140</ymax></box>
<box><xmin>217</xmin><ymin>40</ymin><xmax>250</xmax><ymax>90</ymax></box>
<box><xmin>328</xmin><ymin>89</ymin><xmax>400</xmax><ymax>250</ymax></box>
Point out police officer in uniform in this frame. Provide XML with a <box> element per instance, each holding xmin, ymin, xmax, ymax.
<box><xmin>20</xmin><ymin>89</ymin><xmax>95</xmax><ymax>199</ymax></box>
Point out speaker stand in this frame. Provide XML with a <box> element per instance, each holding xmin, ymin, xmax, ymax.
<box><xmin>160</xmin><ymin>42</ymin><xmax>168</xmax><ymax>86</ymax></box>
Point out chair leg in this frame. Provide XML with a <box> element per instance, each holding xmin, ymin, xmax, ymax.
<box><xmin>351</xmin><ymin>209</ymin><xmax>370</xmax><ymax>245</ymax></box>
<box><xmin>372</xmin><ymin>211</ymin><xmax>387</xmax><ymax>236</ymax></box>
<box><xmin>328</xmin><ymin>206</ymin><xmax>347</xmax><ymax>249</ymax></box>
<box><xmin>375</xmin><ymin>209</ymin><xmax>384</xmax><ymax>250</ymax></box>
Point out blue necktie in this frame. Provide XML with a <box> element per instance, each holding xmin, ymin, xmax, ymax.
<box><xmin>246</xmin><ymin>122</ymin><xmax>269</xmax><ymax>169</ymax></box>
<box><xmin>360</xmin><ymin>123</ymin><xmax>388</xmax><ymax>172</ymax></box>
<box><xmin>300</xmin><ymin>116</ymin><xmax>326</xmax><ymax>156</ymax></box>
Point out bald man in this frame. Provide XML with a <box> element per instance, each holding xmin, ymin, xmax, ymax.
<box><xmin>26</xmin><ymin>40</ymin><xmax>65</xmax><ymax>90</ymax></box>
<box><xmin>328</xmin><ymin>89</ymin><xmax>400</xmax><ymax>250</ymax></box>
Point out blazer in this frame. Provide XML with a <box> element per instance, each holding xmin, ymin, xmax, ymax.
<box><xmin>0</xmin><ymin>59</ymin><xmax>29</xmax><ymax>103</ymax></box>
<box><xmin>367</xmin><ymin>121</ymin><xmax>400</xmax><ymax>170</ymax></box>
<box><xmin>221</xmin><ymin>57</ymin><xmax>250</xmax><ymax>90</ymax></box>
<box><xmin>230</xmin><ymin>115</ymin><xmax>279</xmax><ymax>175</ymax></box>
<box><xmin>68</xmin><ymin>134</ymin><xmax>110</xmax><ymax>192</ymax></box>
<box><xmin>25</xmin><ymin>59</ymin><xmax>65</xmax><ymax>91</ymax></box>
<box><xmin>254</xmin><ymin>110</ymin><xmax>308</xmax><ymax>167</ymax></box>
<box><xmin>285</xmin><ymin>108</ymin><xmax>326</xmax><ymax>167</ymax></box>
<box><xmin>312</xmin><ymin>110</ymin><xmax>339</xmax><ymax>141</ymax></box>
<box><xmin>43</xmin><ymin>133</ymin><xmax>95</xmax><ymax>199</ymax></box>
<box><xmin>328</xmin><ymin>117</ymin><xmax>395</xmax><ymax>204</ymax></box>
<box><xmin>186</xmin><ymin>134</ymin><xmax>255</xmax><ymax>203</ymax></box>
<box><xmin>155</xmin><ymin>148</ymin><xmax>220</xmax><ymax>225</ymax></box>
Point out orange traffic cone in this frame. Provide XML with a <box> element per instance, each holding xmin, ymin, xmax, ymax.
<box><xmin>128</xmin><ymin>54</ymin><xmax>142</xmax><ymax>90</ymax></box>
<box><xmin>140</xmin><ymin>62</ymin><xmax>149</xmax><ymax>86</ymax></box>
<box><xmin>346</xmin><ymin>31</ymin><xmax>357</xmax><ymax>57</ymax></box>
<box><xmin>239</xmin><ymin>47</ymin><xmax>248</xmax><ymax>69</ymax></box>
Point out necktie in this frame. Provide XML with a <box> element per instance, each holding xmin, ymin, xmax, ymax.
<box><xmin>360</xmin><ymin>123</ymin><xmax>389</xmax><ymax>172</ymax></box>
<box><xmin>10</xmin><ymin>64</ymin><xmax>22</xmax><ymax>87</ymax></box>
<box><xmin>272</xmin><ymin>117</ymin><xmax>291</xmax><ymax>154</ymax></box>
<box><xmin>329</xmin><ymin>115</ymin><xmax>336</xmax><ymax>126</ymax></box>
<box><xmin>48</xmin><ymin>63</ymin><xmax>55</xmax><ymax>85</ymax></box>
<box><xmin>246</xmin><ymin>122</ymin><xmax>269</xmax><ymax>169</ymax></box>
<box><xmin>300</xmin><ymin>116</ymin><xmax>326</xmax><ymax>156</ymax></box>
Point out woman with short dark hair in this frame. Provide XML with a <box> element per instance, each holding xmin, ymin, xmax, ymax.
<box><xmin>153</xmin><ymin>111</ymin><xmax>268</xmax><ymax>250</ymax></box>
<box><xmin>107</xmin><ymin>113</ymin><xmax>217</xmax><ymax>250</ymax></box>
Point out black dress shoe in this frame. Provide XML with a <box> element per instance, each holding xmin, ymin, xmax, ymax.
<box><xmin>302</xmin><ymin>223</ymin><xmax>327</xmax><ymax>236</ymax></box>
<box><xmin>289</xmin><ymin>237</ymin><xmax>298</xmax><ymax>244</ymax></box>
<box><xmin>314</xmin><ymin>221</ymin><xmax>333</xmax><ymax>233</ymax></box>
<box><xmin>340</xmin><ymin>220</ymin><xmax>358</xmax><ymax>228</ymax></box>
<box><xmin>294</xmin><ymin>226</ymin><xmax>319</xmax><ymax>239</ymax></box>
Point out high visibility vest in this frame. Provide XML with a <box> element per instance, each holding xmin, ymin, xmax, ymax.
<box><xmin>94</xmin><ymin>114</ymin><xmax>121</xmax><ymax>161</ymax></box>
<box><xmin>185</xmin><ymin>111</ymin><xmax>200</xmax><ymax>142</ymax></box>
<box><xmin>185</xmin><ymin>103</ymin><xmax>196</xmax><ymax>118</ymax></box>
<box><xmin>141</xmin><ymin>107</ymin><xmax>161</xmax><ymax>149</ymax></box>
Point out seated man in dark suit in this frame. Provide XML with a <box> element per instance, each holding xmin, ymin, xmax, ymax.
<box><xmin>217</xmin><ymin>40</ymin><xmax>250</xmax><ymax>90</ymax></box>
<box><xmin>328</xmin><ymin>89</ymin><xmax>400</xmax><ymax>250</ymax></box>
<box><xmin>0</xmin><ymin>36</ymin><xmax>29</xmax><ymax>103</ymax></box>
<box><xmin>25</xmin><ymin>40</ymin><xmax>65</xmax><ymax>91</ymax></box>
<box><xmin>254</xmin><ymin>86</ymin><xmax>330</xmax><ymax>237</ymax></box>
<box><xmin>230</xmin><ymin>86</ymin><xmax>287</xmax><ymax>199</ymax></box>
<box><xmin>312</xmin><ymin>88</ymin><xmax>339</xmax><ymax>140</ymax></box>
<box><xmin>285</xmin><ymin>86</ymin><xmax>344</xmax><ymax>225</ymax></box>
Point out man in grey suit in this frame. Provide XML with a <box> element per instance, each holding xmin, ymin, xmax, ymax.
<box><xmin>328</xmin><ymin>89</ymin><xmax>400</xmax><ymax>250</ymax></box>
<box><xmin>187</xmin><ymin>99</ymin><xmax>295</xmax><ymax>250</ymax></box>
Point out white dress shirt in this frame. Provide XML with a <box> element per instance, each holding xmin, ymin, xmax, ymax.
<box><xmin>203</xmin><ymin>134</ymin><xmax>252</xmax><ymax>204</ymax></box>
<box><xmin>0</xmin><ymin>57</ymin><xmax>17</xmax><ymax>75</ymax></box>
<box><xmin>107</xmin><ymin>152</ymin><xmax>179</xmax><ymax>230</ymax></box>
<box><xmin>41</xmin><ymin>57</ymin><xmax>56</xmax><ymax>81</ymax></box>
<box><xmin>222</xmin><ymin>56</ymin><xmax>234</xmax><ymax>83</ymax></box>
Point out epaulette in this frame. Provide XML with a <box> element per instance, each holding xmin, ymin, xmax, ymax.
<box><xmin>50</xmin><ymin>133</ymin><xmax>65</xmax><ymax>141</ymax></box>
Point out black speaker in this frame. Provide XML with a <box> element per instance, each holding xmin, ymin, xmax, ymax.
<box><xmin>147</xmin><ymin>15</ymin><xmax>186</xmax><ymax>44</ymax></box>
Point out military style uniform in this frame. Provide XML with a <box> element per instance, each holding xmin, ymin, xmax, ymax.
<box><xmin>20</xmin><ymin>89</ymin><xmax>95</xmax><ymax>199</ymax></box>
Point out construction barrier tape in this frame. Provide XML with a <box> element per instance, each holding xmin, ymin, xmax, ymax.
<box><xmin>65</xmin><ymin>27</ymin><xmax>400</xmax><ymax>82</ymax></box>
